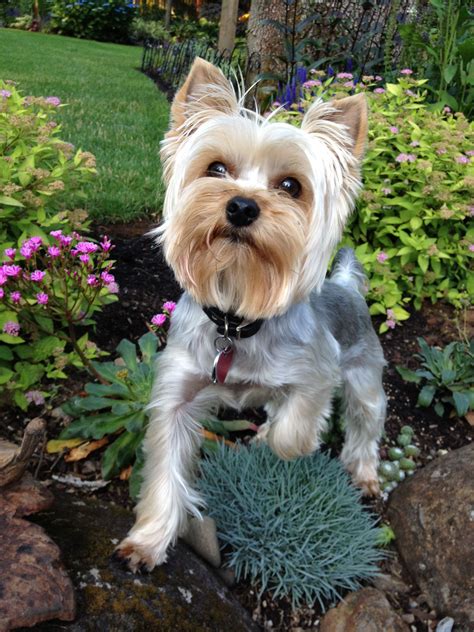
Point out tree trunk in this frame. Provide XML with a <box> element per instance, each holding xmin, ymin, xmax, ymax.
<box><xmin>164</xmin><ymin>0</ymin><xmax>173</xmax><ymax>29</ymax></box>
<box><xmin>246</xmin><ymin>0</ymin><xmax>287</xmax><ymax>82</ymax></box>
<box><xmin>218</xmin><ymin>0</ymin><xmax>239</xmax><ymax>55</ymax></box>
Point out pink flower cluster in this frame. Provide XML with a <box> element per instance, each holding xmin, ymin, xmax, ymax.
<box><xmin>396</xmin><ymin>153</ymin><xmax>416</xmax><ymax>163</ymax></box>
<box><xmin>376</xmin><ymin>251</ymin><xmax>388</xmax><ymax>263</ymax></box>
<box><xmin>385</xmin><ymin>309</ymin><xmax>397</xmax><ymax>330</ymax></box>
<box><xmin>150</xmin><ymin>301</ymin><xmax>177</xmax><ymax>329</ymax></box>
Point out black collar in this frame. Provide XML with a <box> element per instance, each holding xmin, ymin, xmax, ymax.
<box><xmin>203</xmin><ymin>306</ymin><xmax>263</xmax><ymax>339</ymax></box>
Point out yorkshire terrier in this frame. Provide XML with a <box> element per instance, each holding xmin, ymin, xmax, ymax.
<box><xmin>116</xmin><ymin>58</ymin><xmax>386</xmax><ymax>571</ymax></box>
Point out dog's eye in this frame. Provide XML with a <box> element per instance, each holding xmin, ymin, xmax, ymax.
<box><xmin>207</xmin><ymin>162</ymin><xmax>227</xmax><ymax>177</ymax></box>
<box><xmin>279</xmin><ymin>177</ymin><xmax>301</xmax><ymax>198</ymax></box>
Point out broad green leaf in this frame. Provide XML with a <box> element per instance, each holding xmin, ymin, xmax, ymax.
<box><xmin>138</xmin><ymin>332</ymin><xmax>159</xmax><ymax>363</ymax></box>
<box><xmin>85</xmin><ymin>382</ymin><xmax>129</xmax><ymax>398</ymax></box>
<box><xmin>434</xmin><ymin>401</ymin><xmax>445</xmax><ymax>416</ymax></box>
<box><xmin>418</xmin><ymin>384</ymin><xmax>436</xmax><ymax>407</ymax></box>
<box><xmin>117</xmin><ymin>338</ymin><xmax>138</xmax><ymax>372</ymax></box>
<box><xmin>0</xmin><ymin>345</ymin><xmax>14</xmax><ymax>361</ymax></box>
<box><xmin>13</xmin><ymin>390</ymin><xmax>29</xmax><ymax>411</ymax></box>
<box><xmin>452</xmin><ymin>392</ymin><xmax>470</xmax><ymax>417</ymax></box>
<box><xmin>31</xmin><ymin>336</ymin><xmax>65</xmax><ymax>362</ymax></box>
<box><xmin>0</xmin><ymin>195</ymin><xmax>24</xmax><ymax>207</ymax></box>
<box><xmin>101</xmin><ymin>431</ymin><xmax>144</xmax><ymax>480</ymax></box>
<box><xmin>0</xmin><ymin>367</ymin><xmax>14</xmax><ymax>384</ymax></box>
<box><xmin>396</xmin><ymin>366</ymin><xmax>422</xmax><ymax>383</ymax></box>
<box><xmin>60</xmin><ymin>413</ymin><xmax>128</xmax><ymax>440</ymax></box>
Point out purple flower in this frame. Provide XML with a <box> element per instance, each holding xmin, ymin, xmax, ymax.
<box><xmin>29</xmin><ymin>237</ymin><xmax>42</xmax><ymax>249</ymax></box>
<box><xmin>469</xmin><ymin>244</ymin><xmax>474</xmax><ymax>253</ymax></box>
<box><xmin>396</xmin><ymin>153</ymin><xmax>416</xmax><ymax>163</ymax></box>
<box><xmin>436</xmin><ymin>148</ymin><xmax>447</xmax><ymax>155</ymax></box>
<box><xmin>405</xmin><ymin>89</ymin><xmax>416</xmax><ymax>98</ymax></box>
<box><xmin>1</xmin><ymin>89</ymin><xmax>11</xmax><ymax>98</ymax></box>
<box><xmin>0</xmin><ymin>288</ymin><xmax>4</xmax><ymax>299</ymax></box>
<box><xmin>48</xmin><ymin>245</ymin><xmax>61</xmax><ymax>257</ymax></box>
<box><xmin>386</xmin><ymin>319</ymin><xmax>396</xmax><ymax>329</ymax></box>
<box><xmin>376</xmin><ymin>252</ymin><xmax>388</xmax><ymax>263</ymax></box>
<box><xmin>25</xmin><ymin>390</ymin><xmax>45</xmax><ymax>406</ymax></box>
<box><xmin>2</xmin><ymin>264</ymin><xmax>22</xmax><ymax>277</ymax></box>
<box><xmin>100</xmin><ymin>235</ymin><xmax>112</xmax><ymax>252</ymax></box>
<box><xmin>79</xmin><ymin>254</ymin><xmax>90</xmax><ymax>264</ymax></box>
<box><xmin>20</xmin><ymin>243</ymin><xmax>33</xmax><ymax>259</ymax></box>
<box><xmin>50</xmin><ymin>230</ymin><xmax>63</xmax><ymax>240</ymax></box>
<box><xmin>382</xmin><ymin>187</ymin><xmax>392</xmax><ymax>195</ymax></box>
<box><xmin>0</xmin><ymin>271</ymin><xmax>7</xmax><ymax>286</ymax></box>
<box><xmin>410</xmin><ymin>140</ymin><xmax>420</xmax><ymax>147</ymax></box>
<box><xmin>343</xmin><ymin>81</ymin><xmax>354</xmax><ymax>88</ymax></box>
<box><xmin>4</xmin><ymin>248</ymin><xmax>16</xmax><ymax>260</ymax></box>
<box><xmin>336</xmin><ymin>72</ymin><xmax>353</xmax><ymax>79</ymax></box>
<box><xmin>162</xmin><ymin>301</ymin><xmax>176</xmax><ymax>313</ymax></box>
<box><xmin>466</xmin><ymin>150</ymin><xmax>474</xmax><ymax>157</ymax></box>
<box><xmin>389</xmin><ymin>126</ymin><xmax>399</xmax><ymax>134</ymax></box>
<box><xmin>272</xmin><ymin>100</ymin><xmax>281</xmax><ymax>107</ymax></box>
<box><xmin>456</xmin><ymin>155</ymin><xmax>469</xmax><ymax>164</ymax></box>
<box><xmin>59</xmin><ymin>234</ymin><xmax>73</xmax><ymax>247</ymax></box>
<box><xmin>45</xmin><ymin>96</ymin><xmax>61</xmax><ymax>106</ymax></box>
<box><xmin>3</xmin><ymin>321</ymin><xmax>20</xmax><ymax>336</ymax></box>
<box><xmin>101</xmin><ymin>271</ymin><xmax>115</xmax><ymax>284</ymax></box>
<box><xmin>106</xmin><ymin>282</ymin><xmax>119</xmax><ymax>294</ymax></box>
<box><xmin>468</xmin><ymin>206</ymin><xmax>474</xmax><ymax>216</ymax></box>
<box><xmin>87</xmin><ymin>275</ymin><xmax>98</xmax><ymax>286</ymax></box>
<box><xmin>302</xmin><ymin>80</ymin><xmax>320</xmax><ymax>89</ymax></box>
<box><xmin>151</xmin><ymin>313</ymin><xmax>167</xmax><ymax>327</ymax></box>
<box><xmin>443</xmin><ymin>106</ymin><xmax>451</xmax><ymax>113</ymax></box>
<box><xmin>30</xmin><ymin>270</ymin><xmax>46</xmax><ymax>282</ymax></box>
<box><xmin>75</xmin><ymin>241</ymin><xmax>98</xmax><ymax>254</ymax></box>
<box><xmin>400</xmin><ymin>68</ymin><xmax>413</xmax><ymax>75</ymax></box>
<box><xmin>36</xmin><ymin>292</ymin><xmax>49</xmax><ymax>305</ymax></box>
<box><xmin>374</xmin><ymin>88</ymin><xmax>385</xmax><ymax>94</ymax></box>
<box><xmin>10</xmin><ymin>291</ymin><xmax>21</xmax><ymax>303</ymax></box>
<box><xmin>375</xmin><ymin>76</ymin><xmax>383</xmax><ymax>81</ymax></box>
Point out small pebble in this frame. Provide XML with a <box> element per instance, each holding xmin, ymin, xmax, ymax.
<box><xmin>402</xmin><ymin>614</ymin><xmax>415</xmax><ymax>624</ymax></box>
<box><xmin>436</xmin><ymin>617</ymin><xmax>454</xmax><ymax>632</ymax></box>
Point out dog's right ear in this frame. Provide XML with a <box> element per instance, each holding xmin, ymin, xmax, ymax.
<box><xmin>169</xmin><ymin>57</ymin><xmax>238</xmax><ymax>132</ymax></box>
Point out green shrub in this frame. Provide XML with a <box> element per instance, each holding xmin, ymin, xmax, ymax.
<box><xmin>50</xmin><ymin>0</ymin><xmax>136</xmax><ymax>43</ymax></box>
<box><xmin>0</xmin><ymin>80</ymin><xmax>95</xmax><ymax>246</ymax></box>
<box><xmin>130</xmin><ymin>17</ymin><xmax>170</xmax><ymax>43</ymax></box>
<box><xmin>397</xmin><ymin>337</ymin><xmax>474</xmax><ymax>417</ymax></box>
<box><xmin>198</xmin><ymin>443</ymin><xmax>384</xmax><ymax>608</ymax></box>
<box><xmin>272</xmin><ymin>72</ymin><xmax>474</xmax><ymax>331</ymax></box>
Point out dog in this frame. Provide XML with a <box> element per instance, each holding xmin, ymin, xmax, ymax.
<box><xmin>116</xmin><ymin>58</ymin><xmax>386</xmax><ymax>572</ymax></box>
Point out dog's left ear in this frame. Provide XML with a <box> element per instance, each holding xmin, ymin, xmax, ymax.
<box><xmin>170</xmin><ymin>57</ymin><xmax>238</xmax><ymax>132</ymax></box>
<box><xmin>302</xmin><ymin>93</ymin><xmax>368</xmax><ymax>160</ymax></box>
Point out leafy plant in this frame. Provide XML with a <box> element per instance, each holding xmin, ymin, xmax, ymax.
<box><xmin>0</xmin><ymin>231</ymin><xmax>117</xmax><ymax>408</ymax></box>
<box><xmin>60</xmin><ymin>332</ymin><xmax>160</xmax><ymax>497</ymax></box>
<box><xmin>50</xmin><ymin>0</ymin><xmax>136</xmax><ymax>43</ymax></box>
<box><xmin>397</xmin><ymin>337</ymin><xmax>474</xmax><ymax>417</ymax></box>
<box><xmin>271</xmin><ymin>72</ymin><xmax>474</xmax><ymax>330</ymax></box>
<box><xmin>399</xmin><ymin>0</ymin><xmax>474</xmax><ymax>116</ymax></box>
<box><xmin>198</xmin><ymin>443</ymin><xmax>384</xmax><ymax>608</ymax></box>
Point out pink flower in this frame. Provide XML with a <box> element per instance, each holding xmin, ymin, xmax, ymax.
<box><xmin>410</xmin><ymin>140</ymin><xmax>420</xmax><ymax>147</ymax></box>
<box><xmin>468</xmin><ymin>206</ymin><xmax>474</xmax><ymax>216</ymax></box>
<box><xmin>48</xmin><ymin>245</ymin><xmax>61</xmax><ymax>257</ymax></box>
<box><xmin>45</xmin><ymin>96</ymin><xmax>61</xmax><ymax>106</ymax></box>
<box><xmin>20</xmin><ymin>243</ymin><xmax>33</xmax><ymax>259</ymax></box>
<box><xmin>30</xmin><ymin>270</ymin><xmax>46</xmax><ymax>282</ymax></box>
<box><xmin>79</xmin><ymin>254</ymin><xmax>90</xmax><ymax>264</ymax></box>
<box><xmin>336</xmin><ymin>72</ymin><xmax>353</xmax><ymax>79</ymax></box>
<box><xmin>302</xmin><ymin>80</ymin><xmax>320</xmax><ymax>89</ymax></box>
<box><xmin>469</xmin><ymin>244</ymin><xmax>474</xmax><ymax>252</ymax></box>
<box><xmin>436</xmin><ymin>148</ymin><xmax>447</xmax><ymax>155</ymax></box>
<box><xmin>343</xmin><ymin>81</ymin><xmax>354</xmax><ymax>88</ymax></box>
<box><xmin>396</xmin><ymin>153</ymin><xmax>416</xmax><ymax>163</ymax></box>
<box><xmin>386</xmin><ymin>319</ymin><xmax>396</xmax><ymax>329</ymax></box>
<box><xmin>374</xmin><ymin>88</ymin><xmax>385</xmax><ymax>94</ymax></box>
<box><xmin>443</xmin><ymin>106</ymin><xmax>452</xmax><ymax>113</ymax></box>
<box><xmin>382</xmin><ymin>187</ymin><xmax>392</xmax><ymax>195</ymax></box>
<box><xmin>466</xmin><ymin>150</ymin><xmax>474</xmax><ymax>157</ymax></box>
<box><xmin>151</xmin><ymin>313</ymin><xmax>167</xmax><ymax>327</ymax></box>
<box><xmin>25</xmin><ymin>390</ymin><xmax>45</xmax><ymax>406</ymax></box>
<box><xmin>10</xmin><ymin>291</ymin><xmax>21</xmax><ymax>303</ymax></box>
<box><xmin>376</xmin><ymin>252</ymin><xmax>388</xmax><ymax>263</ymax></box>
<box><xmin>100</xmin><ymin>236</ymin><xmax>112</xmax><ymax>252</ymax></box>
<box><xmin>3</xmin><ymin>264</ymin><xmax>22</xmax><ymax>277</ymax></box>
<box><xmin>456</xmin><ymin>155</ymin><xmax>469</xmax><ymax>164</ymax></box>
<box><xmin>4</xmin><ymin>248</ymin><xmax>16</xmax><ymax>260</ymax></box>
<box><xmin>0</xmin><ymin>271</ymin><xmax>7</xmax><ymax>286</ymax></box>
<box><xmin>36</xmin><ymin>292</ymin><xmax>49</xmax><ymax>305</ymax></box>
<box><xmin>272</xmin><ymin>100</ymin><xmax>281</xmax><ymax>107</ymax></box>
<box><xmin>162</xmin><ymin>301</ymin><xmax>176</xmax><ymax>313</ymax></box>
<box><xmin>75</xmin><ymin>241</ymin><xmax>98</xmax><ymax>254</ymax></box>
<box><xmin>59</xmin><ymin>234</ymin><xmax>73</xmax><ymax>247</ymax></box>
<box><xmin>101</xmin><ymin>271</ymin><xmax>115</xmax><ymax>284</ymax></box>
<box><xmin>1</xmin><ymin>89</ymin><xmax>11</xmax><ymax>98</ymax></box>
<box><xmin>29</xmin><ymin>237</ymin><xmax>42</xmax><ymax>249</ymax></box>
<box><xmin>50</xmin><ymin>230</ymin><xmax>63</xmax><ymax>240</ymax></box>
<box><xmin>375</xmin><ymin>76</ymin><xmax>383</xmax><ymax>81</ymax></box>
<box><xmin>106</xmin><ymin>282</ymin><xmax>119</xmax><ymax>294</ymax></box>
<box><xmin>400</xmin><ymin>68</ymin><xmax>413</xmax><ymax>75</ymax></box>
<box><xmin>405</xmin><ymin>89</ymin><xmax>416</xmax><ymax>98</ymax></box>
<box><xmin>389</xmin><ymin>126</ymin><xmax>399</xmax><ymax>134</ymax></box>
<box><xmin>87</xmin><ymin>275</ymin><xmax>98</xmax><ymax>286</ymax></box>
<box><xmin>3</xmin><ymin>321</ymin><xmax>20</xmax><ymax>336</ymax></box>
<box><xmin>0</xmin><ymin>288</ymin><xmax>4</xmax><ymax>299</ymax></box>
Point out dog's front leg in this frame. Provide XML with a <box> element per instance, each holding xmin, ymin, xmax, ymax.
<box><xmin>116</xmin><ymin>348</ymin><xmax>208</xmax><ymax>571</ymax></box>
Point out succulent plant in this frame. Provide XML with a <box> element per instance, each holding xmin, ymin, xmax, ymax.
<box><xmin>379</xmin><ymin>424</ymin><xmax>421</xmax><ymax>493</ymax></box>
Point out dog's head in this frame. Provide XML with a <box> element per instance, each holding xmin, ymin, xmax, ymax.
<box><xmin>157</xmin><ymin>58</ymin><xmax>367</xmax><ymax>320</ymax></box>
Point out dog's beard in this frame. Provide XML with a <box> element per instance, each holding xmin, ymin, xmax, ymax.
<box><xmin>163</xmin><ymin>180</ymin><xmax>309</xmax><ymax>319</ymax></box>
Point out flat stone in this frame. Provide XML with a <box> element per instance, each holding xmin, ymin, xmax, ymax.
<box><xmin>29</xmin><ymin>490</ymin><xmax>258</xmax><ymax>631</ymax></box>
<box><xmin>182</xmin><ymin>515</ymin><xmax>222</xmax><ymax>568</ymax></box>
<box><xmin>319</xmin><ymin>587</ymin><xmax>408</xmax><ymax>632</ymax></box>
<box><xmin>0</xmin><ymin>472</ymin><xmax>54</xmax><ymax>518</ymax></box>
<box><xmin>387</xmin><ymin>444</ymin><xmax>474</xmax><ymax>626</ymax></box>
<box><xmin>0</xmin><ymin>514</ymin><xmax>75</xmax><ymax>630</ymax></box>
<box><xmin>372</xmin><ymin>572</ymin><xmax>410</xmax><ymax>596</ymax></box>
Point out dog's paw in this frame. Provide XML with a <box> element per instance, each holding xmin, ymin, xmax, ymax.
<box><xmin>113</xmin><ymin>538</ymin><xmax>167</xmax><ymax>573</ymax></box>
<box><xmin>354</xmin><ymin>476</ymin><xmax>380</xmax><ymax>497</ymax></box>
<box><xmin>251</xmin><ymin>421</ymin><xmax>271</xmax><ymax>446</ymax></box>
<box><xmin>346</xmin><ymin>462</ymin><xmax>381</xmax><ymax>497</ymax></box>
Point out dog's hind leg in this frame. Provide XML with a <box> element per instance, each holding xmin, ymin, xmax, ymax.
<box><xmin>115</xmin><ymin>348</ymin><xmax>209</xmax><ymax>571</ymax></box>
<box><xmin>340</xmin><ymin>362</ymin><xmax>386</xmax><ymax>496</ymax></box>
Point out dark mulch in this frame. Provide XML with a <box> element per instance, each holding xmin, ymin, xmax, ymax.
<box><xmin>1</xmin><ymin>221</ymin><xmax>472</xmax><ymax>630</ymax></box>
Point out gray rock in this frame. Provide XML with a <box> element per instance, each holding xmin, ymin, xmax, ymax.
<box><xmin>387</xmin><ymin>443</ymin><xmax>474</xmax><ymax>627</ymax></box>
<box><xmin>319</xmin><ymin>587</ymin><xmax>408</xmax><ymax>632</ymax></box>
<box><xmin>30</xmin><ymin>490</ymin><xmax>258</xmax><ymax>631</ymax></box>
<box><xmin>182</xmin><ymin>515</ymin><xmax>221</xmax><ymax>568</ymax></box>
<box><xmin>372</xmin><ymin>572</ymin><xmax>410</xmax><ymax>596</ymax></box>
<box><xmin>435</xmin><ymin>617</ymin><xmax>454</xmax><ymax>632</ymax></box>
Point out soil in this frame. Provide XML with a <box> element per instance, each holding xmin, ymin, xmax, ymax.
<box><xmin>1</xmin><ymin>221</ymin><xmax>473</xmax><ymax>631</ymax></box>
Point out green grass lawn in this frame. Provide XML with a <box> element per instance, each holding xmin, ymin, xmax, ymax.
<box><xmin>0</xmin><ymin>29</ymin><xmax>170</xmax><ymax>222</ymax></box>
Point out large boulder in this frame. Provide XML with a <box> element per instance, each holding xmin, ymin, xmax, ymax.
<box><xmin>30</xmin><ymin>490</ymin><xmax>259</xmax><ymax>631</ymax></box>
<box><xmin>387</xmin><ymin>443</ymin><xmax>474</xmax><ymax>626</ymax></box>
<box><xmin>319</xmin><ymin>587</ymin><xmax>408</xmax><ymax>632</ymax></box>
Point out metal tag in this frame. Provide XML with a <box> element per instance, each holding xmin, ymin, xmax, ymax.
<box><xmin>212</xmin><ymin>334</ymin><xmax>234</xmax><ymax>384</ymax></box>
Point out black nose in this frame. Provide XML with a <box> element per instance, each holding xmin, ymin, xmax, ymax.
<box><xmin>226</xmin><ymin>196</ymin><xmax>260</xmax><ymax>227</ymax></box>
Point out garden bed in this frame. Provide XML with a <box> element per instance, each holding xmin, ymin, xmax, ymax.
<box><xmin>1</xmin><ymin>221</ymin><xmax>472</xmax><ymax>630</ymax></box>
